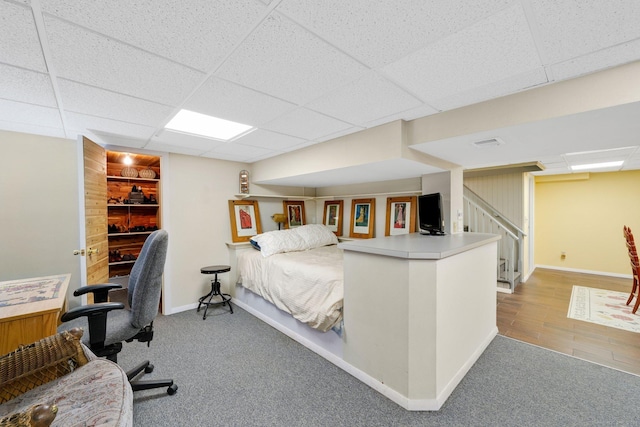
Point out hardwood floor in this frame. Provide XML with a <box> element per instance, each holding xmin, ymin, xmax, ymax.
<box><xmin>497</xmin><ymin>268</ymin><xmax>640</xmax><ymax>376</ymax></box>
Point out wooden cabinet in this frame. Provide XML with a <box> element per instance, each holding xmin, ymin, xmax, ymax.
<box><xmin>106</xmin><ymin>151</ymin><xmax>161</xmax><ymax>278</ymax></box>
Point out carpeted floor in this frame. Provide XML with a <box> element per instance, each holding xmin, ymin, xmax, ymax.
<box><xmin>117</xmin><ymin>306</ymin><xmax>640</xmax><ymax>426</ymax></box>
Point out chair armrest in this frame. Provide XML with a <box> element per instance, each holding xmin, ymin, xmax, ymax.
<box><xmin>73</xmin><ymin>284</ymin><xmax>123</xmax><ymax>303</ymax></box>
<box><xmin>60</xmin><ymin>302</ymin><xmax>124</xmax><ymax>322</ymax></box>
<box><xmin>60</xmin><ymin>303</ymin><xmax>124</xmax><ymax>349</ymax></box>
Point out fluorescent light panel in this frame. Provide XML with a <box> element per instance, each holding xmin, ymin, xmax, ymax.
<box><xmin>570</xmin><ymin>161</ymin><xmax>624</xmax><ymax>171</ymax></box>
<box><xmin>165</xmin><ymin>109</ymin><xmax>253</xmax><ymax>141</ymax></box>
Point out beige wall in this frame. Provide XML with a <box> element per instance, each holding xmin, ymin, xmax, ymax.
<box><xmin>535</xmin><ymin>170</ymin><xmax>640</xmax><ymax>275</ymax></box>
<box><xmin>0</xmin><ymin>130</ymin><xmax>82</xmax><ymax>302</ymax></box>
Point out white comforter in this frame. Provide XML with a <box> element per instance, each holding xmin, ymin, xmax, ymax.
<box><xmin>237</xmin><ymin>245</ymin><xmax>343</xmax><ymax>332</ymax></box>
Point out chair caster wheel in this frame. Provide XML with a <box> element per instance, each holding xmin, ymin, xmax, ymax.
<box><xmin>167</xmin><ymin>384</ymin><xmax>178</xmax><ymax>395</ymax></box>
<box><xmin>145</xmin><ymin>364</ymin><xmax>154</xmax><ymax>374</ymax></box>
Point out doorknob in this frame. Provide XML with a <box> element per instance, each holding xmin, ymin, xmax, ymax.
<box><xmin>73</xmin><ymin>249</ymin><xmax>86</xmax><ymax>256</ymax></box>
<box><xmin>87</xmin><ymin>248</ymin><xmax>99</xmax><ymax>255</ymax></box>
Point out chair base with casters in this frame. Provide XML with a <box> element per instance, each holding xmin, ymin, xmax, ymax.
<box><xmin>127</xmin><ymin>360</ymin><xmax>178</xmax><ymax>395</ymax></box>
<box><xmin>197</xmin><ymin>265</ymin><xmax>233</xmax><ymax>319</ymax></box>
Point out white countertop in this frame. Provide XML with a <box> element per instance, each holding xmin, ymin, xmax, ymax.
<box><xmin>337</xmin><ymin>232</ymin><xmax>500</xmax><ymax>260</ymax></box>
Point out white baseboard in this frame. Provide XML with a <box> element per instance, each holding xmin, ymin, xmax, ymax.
<box><xmin>534</xmin><ymin>265</ymin><xmax>632</xmax><ymax>279</ymax></box>
<box><xmin>166</xmin><ymin>302</ymin><xmax>199</xmax><ymax>315</ymax></box>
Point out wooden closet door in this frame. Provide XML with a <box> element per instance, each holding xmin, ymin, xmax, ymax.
<box><xmin>82</xmin><ymin>136</ymin><xmax>109</xmax><ymax>289</ymax></box>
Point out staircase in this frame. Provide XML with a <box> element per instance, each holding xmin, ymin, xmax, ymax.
<box><xmin>463</xmin><ymin>186</ymin><xmax>525</xmax><ymax>293</ymax></box>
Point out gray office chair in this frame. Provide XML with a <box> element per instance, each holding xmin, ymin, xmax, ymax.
<box><xmin>59</xmin><ymin>229</ymin><xmax>177</xmax><ymax>395</ymax></box>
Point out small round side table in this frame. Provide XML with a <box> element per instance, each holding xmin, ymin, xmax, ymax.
<box><xmin>197</xmin><ymin>265</ymin><xmax>233</xmax><ymax>320</ymax></box>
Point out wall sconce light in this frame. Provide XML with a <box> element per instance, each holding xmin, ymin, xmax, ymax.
<box><xmin>239</xmin><ymin>170</ymin><xmax>249</xmax><ymax>194</ymax></box>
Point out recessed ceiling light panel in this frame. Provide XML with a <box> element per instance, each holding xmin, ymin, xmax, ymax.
<box><xmin>570</xmin><ymin>161</ymin><xmax>624</xmax><ymax>171</ymax></box>
<box><xmin>165</xmin><ymin>109</ymin><xmax>254</xmax><ymax>141</ymax></box>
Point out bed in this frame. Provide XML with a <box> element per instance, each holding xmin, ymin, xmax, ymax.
<box><xmin>235</xmin><ymin>224</ymin><xmax>344</xmax><ymax>333</ymax></box>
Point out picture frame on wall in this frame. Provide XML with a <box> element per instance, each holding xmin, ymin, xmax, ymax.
<box><xmin>350</xmin><ymin>198</ymin><xmax>375</xmax><ymax>238</ymax></box>
<box><xmin>283</xmin><ymin>200</ymin><xmax>306</xmax><ymax>228</ymax></box>
<box><xmin>323</xmin><ymin>200</ymin><xmax>343</xmax><ymax>236</ymax></box>
<box><xmin>228</xmin><ymin>200</ymin><xmax>262</xmax><ymax>242</ymax></box>
<box><xmin>385</xmin><ymin>196</ymin><xmax>417</xmax><ymax>236</ymax></box>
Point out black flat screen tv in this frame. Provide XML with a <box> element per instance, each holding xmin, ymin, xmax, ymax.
<box><xmin>418</xmin><ymin>192</ymin><xmax>445</xmax><ymax>235</ymax></box>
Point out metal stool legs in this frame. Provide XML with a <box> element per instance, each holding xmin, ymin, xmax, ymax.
<box><xmin>197</xmin><ymin>272</ymin><xmax>233</xmax><ymax>319</ymax></box>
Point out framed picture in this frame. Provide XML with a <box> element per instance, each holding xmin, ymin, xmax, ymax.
<box><xmin>228</xmin><ymin>200</ymin><xmax>262</xmax><ymax>242</ymax></box>
<box><xmin>350</xmin><ymin>198</ymin><xmax>375</xmax><ymax>239</ymax></box>
<box><xmin>385</xmin><ymin>196</ymin><xmax>417</xmax><ymax>236</ymax></box>
<box><xmin>323</xmin><ymin>200</ymin><xmax>343</xmax><ymax>236</ymax></box>
<box><xmin>283</xmin><ymin>200</ymin><xmax>306</xmax><ymax>228</ymax></box>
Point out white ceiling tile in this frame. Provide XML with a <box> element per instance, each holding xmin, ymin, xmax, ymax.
<box><xmin>383</xmin><ymin>4</ymin><xmax>542</xmax><ymax>103</ymax></box>
<box><xmin>152</xmin><ymin>130</ymin><xmax>227</xmax><ymax>152</ymax></box>
<box><xmin>88</xmin><ymin>131</ymin><xmax>148</xmax><ymax>149</ymax></box>
<box><xmin>0</xmin><ymin>99</ymin><xmax>62</xmax><ymax>128</ymax></box>
<box><xmin>65</xmin><ymin>112</ymin><xmax>156</xmax><ymax>140</ymax></box>
<box><xmin>550</xmin><ymin>38</ymin><xmax>640</xmax><ymax>82</ymax></box>
<box><xmin>215</xmin><ymin>12</ymin><xmax>368</xmax><ymax>105</ymax></box>
<box><xmin>0</xmin><ymin>2</ymin><xmax>47</xmax><ymax>72</ymax></box>
<box><xmin>278</xmin><ymin>0</ymin><xmax>516</xmax><ymax>68</ymax></box>
<box><xmin>44</xmin><ymin>16</ymin><xmax>204</xmax><ymax>106</ymax></box>
<box><xmin>144</xmin><ymin>140</ymin><xmax>209</xmax><ymax>157</ymax></box>
<box><xmin>40</xmin><ymin>0</ymin><xmax>267</xmax><ymax>72</ymax></box>
<box><xmin>232</xmin><ymin>129</ymin><xmax>305</xmax><ymax>151</ymax></box>
<box><xmin>432</xmin><ymin>68</ymin><xmax>548</xmax><ymax>111</ymax></box>
<box><xmin>263</xmin><ymin>107</ymin><xmax>353</xmax><ymax>140</ymax></box>
<box><xmin>314</xmin><ymin>126</ymin><xmax>364</xmax><ymax>144</ymax></box>
<box><xmin>184</xmin><ymin>77</ymin><xmax>296</xmax><ymax>126</ymax></box>
<box><xmin>0</xmin><ymin>63</ymin><xmax>56</xmax><ymax>107</ymax></box>
<box><xmin>372</xmin><ymin>104</ymin><xmax>439</xmax><ymax>124</ymax></box>
<box><xmin>528</xmin><ymin>0</ymin><xmax>640</xmax><ymax>64</ymax></box>
<box><xmin>57</xmin><ymin>79</ymin><xmax>174</xmax><ymax>127</ymax></box>
<box><xmin>305</xmin><ymin>71</ymin><xmax>423</xmax><ymax>125</ymax></box>
<box><xmin>0</xmin><ymin>119</ymin><xmax>66</xmax><ymax>139</ymax></box>
<box><xmin>204</xmin><ymin>143</ymin><xmax>276</xmax><ymax>162</ymax></box>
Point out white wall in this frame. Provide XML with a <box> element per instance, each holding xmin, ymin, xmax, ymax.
<box><xmin>0</xmin><ymin>131</ymin><xmax>82</xmax><ymax>303</ymax></box>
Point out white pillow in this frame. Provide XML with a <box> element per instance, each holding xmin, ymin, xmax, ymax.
<box><xmin>251</xmin><ymin>229</ymin><xmax>307</xmax><ymax>257</ymax></box>
<box><xmin>295</xmin><ymin>224</ymin><xmax>338</xmax><ymax>249</ymax></box>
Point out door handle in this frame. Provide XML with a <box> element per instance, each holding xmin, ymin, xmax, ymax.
<box><xmin>87</xmin><ymin>248</ymin><xmax>99</xmax><ymax>255</ymax></box>
<box><xmin>73</xmin><ymin>249</ymin><xmax>86</xmax><ymax>256</ymax></box>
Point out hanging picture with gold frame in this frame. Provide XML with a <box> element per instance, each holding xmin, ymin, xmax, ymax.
<box><xmin>323</xmin><ymin>200</ymin><xmax>343</xmax><ymax>236</ymax></box>
<box><xmin>283</xmin><ymin>200</ymin><xmax>306</xmax><ymax>228</ymax></box>
<box><xmin>350</xmin><ymin>198</ymin><xmax>375</xmax><ymax>238</ymax></box>
<box><xmin>385</xmin><ymin>196</ymin><xmax>417</xmax><ymax>236</ymax></box>
<box><xmin>228</xmin><ymin>200</ymin><xmax>262</xmax><ymax>242</ymax></box>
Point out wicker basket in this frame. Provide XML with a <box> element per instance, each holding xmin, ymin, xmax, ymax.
<box><xmin>138</xmin><ymin>168</ymin><xmax>156</xmax><ymax>179</ymax></box>
<box><xmin>120</xmin><ymin>167</ymin><xmax>138</xmax><ymax>178</ymax></box>
<box><xmin>0</xmin><ymin>328</ymin><xmax>88</xmax><ymax>404</ymax></box>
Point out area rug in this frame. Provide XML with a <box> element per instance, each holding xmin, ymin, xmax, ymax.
<box><xmin>568</xmin><ymin>285</ymin><xmax>640</xmax><ymax>333</ymax></box>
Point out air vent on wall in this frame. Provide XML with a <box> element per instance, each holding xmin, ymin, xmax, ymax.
<box><xmin>472</xmin><ymin>138</ymin><xmax>504</xmax><ymax>148</ymax></box>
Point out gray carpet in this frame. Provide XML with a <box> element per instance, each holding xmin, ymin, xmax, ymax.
<box><xmin>117</xmin><ymin>306</ymin><xmax>640</xmax><ymax>426</ymax></box>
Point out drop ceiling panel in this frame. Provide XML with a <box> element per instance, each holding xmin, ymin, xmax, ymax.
<box><xmin>550</xmin><ymin>38</ymin><xmax>640</xmax><ymax>81</ymax></box>
<box><xmin>0</xmin><ymin>2</ymin><xmax>47</xmax><ymax>72</ymax></box>
<box><xmin>305</xmin><ymin>71</ymin><xmax>423</xmax><ymax>125</ymax></box>
<box><xmin>65</xmin><ymin>112</ymin><xmax>156</xmax><ymax>140</ymax></box>
<box><xmin>529</xmin><ymin>0</ymin><xmax>640</xmax><ymax>64</ymax></box>
<box><xmin>0</xmin><ymin>99</ymin><xmax>62</xmax><ymax>129</ymax></box>
<box><xmin>263</xmin><ymin>107</ymin><xmax>353</xmax><ymax>140</ymax></box>
<box><xmin>0</xmin><ymin>120</ymin><xmax>66</xmax><ymax>139</ymax></box>
<box><xmin>0</xmin><ymin>64</ymin><xmax>56</xmax><ymax>107</ymax></box>
<box><xmin>58</xmin><ymin>80</ymin><xmax>174</xmax><ymax>126</ymax></box>
<box><xmin>44</xmin><ymin>16</ymin><xmax>204</xmax><ymax>106</ymax></box>
<box><xmin>382</xmin><ymin>4</ymin><xmax>542</xmax><ymax>103</ymax></box>
<box><xmin>184</xmin><ymin>77</ymin><xmax>296</xmax><ymax>127</ymax></box>
<box><xmin>204</xmin><ymin>142</ymin><xmax>273</xmax><ymax>162</ymax></box>
<box><xmin>40</xmin><ymin>0</ymin><xmax>267</xmax><ymax>72</ymax></box>
<box><xmin>215</xmin><ymin>12</ymin><xmax>369</xmax><ymax>105</ymax></box>
<box><xmin>278</xmin><ymin>0</ymin><xmax>515</xmax><ymax>68</ymax></box>
<box><xmin>150</xmin><ymin>130</ymin><xmax>227</xmax><ymax>152</ymax></box>
<box><xmin>232</xmin><ymin>129</ymin><xmax>305</xmax><ymax>151</ymax></box>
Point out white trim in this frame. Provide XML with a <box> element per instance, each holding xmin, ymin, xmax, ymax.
<box><xmin>167</xmin><ymin>302</ymin><xmax>199</xmax><ymax>314</ymax></box>
<box><xmin>534</xmin><ymin>264</ymin><xmax>632</xmax><ymax>279</ymax></box>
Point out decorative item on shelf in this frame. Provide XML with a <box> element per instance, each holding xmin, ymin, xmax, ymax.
<box><xmin>138</xmin><ymin>167</ymin><xmax>156</xmax><ymax>179</ymax></box>
<box><xmin>121</xmin><ymin>166</ymin><xmax>138</xmax><ymax>178</ymax></box>
<box><xmin>239</xmin><ymin>170</ymin><xmax>249</xmax><ymax>194</ymax></box>
<box><xmin>271</xmin><ymin>213</ymin><xmax>286</xmax><ymax>230</ymax></box>
<box><xmin>127</xmin><ymin>185</ymin><xmax>144</xmax><ymax>204</ymax></box>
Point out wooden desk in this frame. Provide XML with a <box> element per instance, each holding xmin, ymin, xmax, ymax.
<box><xmin>0</xmin><ymin>274</ymin><xmax>70</xmax><ymax>355</ymax></box>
